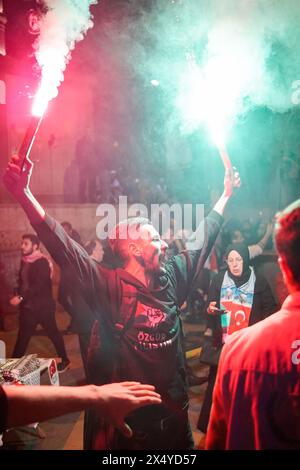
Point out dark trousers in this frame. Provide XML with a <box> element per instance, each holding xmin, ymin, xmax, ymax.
<box><xmin>78</xmin><ymin>332</ymin><xmax>91</xmax><ymax>381</ymax></box>
<box><xmin>85</xmin><ymin>406</ymin><xmax>194</xmax><ymax>450</ymax></box>
<box><xmin>114</xmin><ymin>410</ymin><xmax>194</xmax><ymax>450</ymax></box>
<box><xmin>197</xmin><ymin>366</ymin><xmax>218</xmax><ymax>433</ymax></box>
<box><xmin>58</xmin><ymin>281</ymin><xmax>75</xmax><ymax>325</ymax></box>
<box><xmin>13</xmin><ymin>307</ymin><xmax>68</xmax><ymax>361</ymax></box>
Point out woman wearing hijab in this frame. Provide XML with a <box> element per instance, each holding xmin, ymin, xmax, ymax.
<box><xmin>197</xmin><ymin>242</ymin><xmax>277</xmax><ymax>437</ymax></box>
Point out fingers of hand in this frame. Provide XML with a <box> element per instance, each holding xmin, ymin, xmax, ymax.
<box><xmin>113</xmin><ymin>383</ymin><xmax>161</xmax><ymax>400</ymax></box>
<box><xmin>9</xmin><ymin>296</ymin><xmax>21</xmax><ymax>306</ymax></box>
<box><xmin>120</xmin><ymin>382</ymin><xmax>160</xmax><ymax>395</ymax></box>
<box><xmin>10</xmin><ymin>154</ymin><xmax>21</xmax><ymax>164</ymax></box>
<box><xmin>208</xmin><ymin>302</ymin><xmax>217</xmax><ymax>314</ymax></box>
<box><xmin>7</xmin><ymin>163</ymin><xmax>21</xmax><ymax>175</ymax></box>
<box><xmin>3</xmin><ymin>171</ymin><xmax>19</xmax><ymax>186</ymax></box>
<box><xmin>232</xmin><ymin>167</ymin><xmax>241</xmax><ymax>187</ymax></box>
<box><xmin>136</xmin><ymin>395</ymin><xmax>162</xmax><ymax>405</ymax></box>
<box><xmin>128</xmin><ymin>389</ymin><xmax>162</xmax><ymax>400</ymax></box>
<box><xmin>126</xmin><ymin>384</ymin><xmax>157</xmax><ymax>392</ymax></box>
<box><xmin>119</xmin><ymin>381</ymin><xmax>141</xmax><ymax>387</ymax></box>
<box><xmin>234</xmin><ymin>177</ymin><xmax>241</xmax><ymax>188</ymax></box>
<box><xmin>131</xmin><ymin>395</ymin><xmax>162</xmax><ymax>406</ymax></box>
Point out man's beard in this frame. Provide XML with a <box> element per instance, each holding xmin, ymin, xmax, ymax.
<box><xmin>22</xmin><ymin>248</ymin><xmax>34</xmax><ymax>257</ymax></box>
<box><xmin>146</xmin><ymin>254</ymin><xmax>166</xmax><ymax>274</ymax></box>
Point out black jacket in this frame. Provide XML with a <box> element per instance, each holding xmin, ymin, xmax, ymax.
<box><xmin>32</xmin><ymin>210</ymin><xmax>223</xmax><ymax>449</ymax></box>
<box><xmin>17</xmin><ymin>258</ymin><xmax>55</xmax><ymax>312</ymax></box>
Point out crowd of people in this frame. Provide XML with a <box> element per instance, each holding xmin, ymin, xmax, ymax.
<box><xmin>1</xmin><ymin>149</ymin><xmax>300</xmax><ymax>451</ymax></box>
<box><xmin>63</xmin><ymin>131</ymin><xmax>172</xmax><ymax>205</ymax></box>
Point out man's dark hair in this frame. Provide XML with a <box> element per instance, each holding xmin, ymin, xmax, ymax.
<box><xmin>274</xmin><ymin>199</ymin><xmax>300</xmax><ymax>285</ymax></box>
<box><xmin>22</xmin><ymin>233</ymin><xmax>40</xmax><ymax>248</ymax></box>
<box><xmin>108</xmin><ymin>217</ymin><xmax>151</xmax><ymax>262</ymax></box>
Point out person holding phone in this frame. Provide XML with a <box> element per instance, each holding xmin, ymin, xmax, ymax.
<box><xmin>197</xmin><ymin>242</ymin><xmax>277</xmax><ymax>439</ymax></box>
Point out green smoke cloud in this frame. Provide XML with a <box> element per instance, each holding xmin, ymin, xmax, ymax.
<box><xmin>124</xmin><ymin>0</ymin><xmax>300</xmax><ymax>141</ymax></box>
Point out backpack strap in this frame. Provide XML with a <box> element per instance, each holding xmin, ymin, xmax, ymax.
<box><xmin>113</xmin><ymin>283</ymin><xmax>139</xmax><ymax>340</ymax></box>
<box><xmin>109</xmin><ymin>270</ymin><xmax>148</xmax><ymax>335</ymax></box>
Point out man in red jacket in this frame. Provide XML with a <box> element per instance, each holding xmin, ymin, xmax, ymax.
<box><xmin>206</xmin><ymin>199</ymin><xmax>300</xmax><ymax>450</ymax></box>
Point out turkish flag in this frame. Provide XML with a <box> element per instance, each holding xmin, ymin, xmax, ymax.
<box><xmin>221</xmin><ymin>300</ymin><xmax>251</xmax><ymax>335</ymax></box>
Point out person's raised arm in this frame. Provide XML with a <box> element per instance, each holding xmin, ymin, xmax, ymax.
<box><xmin>3</xmin><ymin>155</ymin><xmax>45</xmax><ymax>224</ymax></box>
<box><xmin>248</xmin><ymin>221</ymin><xmax>273</xmax><ymax>259</ymax></box>
<box><xmin>169</xmin><ymin>168</ymin><xmax>241</xmax><ymax>305</ymax></box>
<box><xmin>3</xmin><ymin>155</ymin><xmax>97</xmax><ymax>293</ymax></box>
<box><xmin>213</xmin><ymin>167</ymin><xmax>241</xmax><ymax>217</ymax></box>
<box><xmin>186</xmin><ymin>167</ymin><xmax>241</xmax><ymax>252</ymax></box>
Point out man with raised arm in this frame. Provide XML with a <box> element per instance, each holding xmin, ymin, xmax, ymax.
<box><xmin>3</xmin><ymin>154</ymin><xmax>240</xmax><ymax>450</ymax></box>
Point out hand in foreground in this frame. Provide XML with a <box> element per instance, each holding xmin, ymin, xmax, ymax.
<box><xmin>95</xmin><ymin>382</ymin><xmax>162</xmax><ymax>438</ymax></box>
